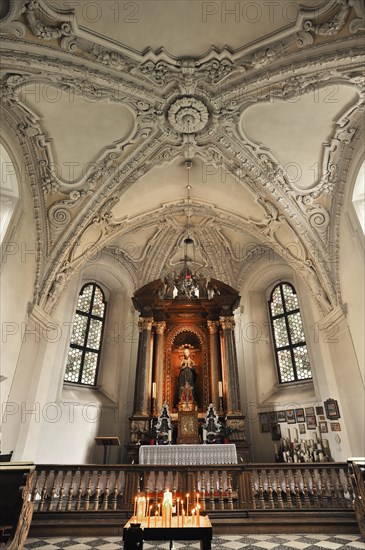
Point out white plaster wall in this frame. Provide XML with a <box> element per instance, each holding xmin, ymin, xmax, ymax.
<box><xmin>237</xmin><ymin>257</ymin><xmax>358</xmax><ymax>462</ymax></box>
<box><xmin>2</xmin><ymin>253</ymin><xmax>139</xmax><ymax>463</ymax></box>
<box><xmin>0</xmin><ymin>183</ymin><xmax>36</xmax><ymax>446</ymax></box>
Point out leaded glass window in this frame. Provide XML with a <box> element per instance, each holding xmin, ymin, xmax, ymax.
<box><xmin>64</xmin><ymin>283</ymin><xmax>107</xmax><ymax>386</ymax></box>
<box><xmin>269</xmin><ymin>282</ymin><xmax>312</xmax><ymax>384</ymax></box>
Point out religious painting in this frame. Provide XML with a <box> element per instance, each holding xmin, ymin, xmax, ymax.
<box><xmin>259</xmin><ymin>413</ymin><xmax>270</xmax><ymax>433</ymax></box>
<box><xmin>295</xmin><ymin>408</ymin><xmax>305</xmax><ymax>423</ymax></box>
<box><xmin>319</xmin><ymin>421</ymin><xmax>328</xmax><ymax>433</ymax></box>
<box><xmin>324</xmin><ymin>399</ymin><xmax>340</xmax><ymax>420</ymax></box>
<box><xmin>269</xmin><ymin>411</ymin><xmax>278</xmax><ymax>424</ymax></box>
<box><xmin>277</xmin><ymin>410</ymin><xmax>286</xmax><ymax>423</ymax></box>
<box><xmin>305</xmin><ymin>406</ymin><xmax>315</xmax><ymax>415</ymax></box>
<box><xmin>298</xmin><ymin>423</ymin><xmax>306</xmax><ymax>434</ymax></box>
<box><xmin>286</xmin><ymin>409</ymin><xmax>296</xmax><ymax>424</ymax></box>
<box><xmin>330</xmin><ymin>422</ymin><xmax>341</xmax><ymax>432</ymax></box>
<box><xmin>316</xmin><ymin>406</ymin><xmax>324</xmax><ymax>416</ymax></box>
<box><xmin>306</xmin><ymin>415</ymin><xmax>317</xmax><ymax>429</ymax></box>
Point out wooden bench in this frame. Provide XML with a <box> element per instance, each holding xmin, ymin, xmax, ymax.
<box><xmin>0</xmin><ymin>463</ymin><xmax>35</xmax><ymax>549</ymax></box>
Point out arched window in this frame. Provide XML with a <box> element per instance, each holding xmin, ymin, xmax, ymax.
<box><xmin>268</xmin><ymin>282</ymin><xmax>312</xmax><ymax>384</ymax></box>
<box><xmin>64</xmin><ymin>283</ymin><xmax>107</xmax><ymax>386</ymax></box>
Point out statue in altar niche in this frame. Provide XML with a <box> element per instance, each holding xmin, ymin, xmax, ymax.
<box><xmin>178</xmin><ymin>347</ymin><xmax>197</xmax><ymax>402</ymax></box>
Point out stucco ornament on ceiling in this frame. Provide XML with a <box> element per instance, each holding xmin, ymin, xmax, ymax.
<box><xmin>0</xmin><ymin>0</ymin><xmax>364</xmax><ymax>316</ymax></box>
<box><xmin>167</xmin><ymin>96</ymin><xmax>209</xmax><ymax>134</ymax></box>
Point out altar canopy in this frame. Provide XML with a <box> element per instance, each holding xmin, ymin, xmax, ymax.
<box><xmin>139</xmin><ymin>444</ymin><xmax>238</xmax><ymax>465</ymax></box>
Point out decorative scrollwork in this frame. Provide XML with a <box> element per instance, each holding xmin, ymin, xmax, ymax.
<box><xmin>167</xmin><ymin>96</ymin><xmax>209</xmax><ymax>134</ymax></box>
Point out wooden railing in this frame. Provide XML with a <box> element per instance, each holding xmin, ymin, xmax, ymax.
<box><xmin>30</xmin><ymin>462</ymin><xmax>353</xmax><ymax>514</ymax></box>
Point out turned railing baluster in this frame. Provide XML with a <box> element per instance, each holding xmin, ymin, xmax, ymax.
<box><xmin>66</xmin><ymin>470</ymin><xmax>76</xmax><ymax>511</ymax></box>
<box><xmin>56</xmin><ymin>469</ymin><xmax>67</xmax><ymax>511</ymax></box>
<box><xmin>47</xmin><ymin>470</ymin><xmax>57</xmax><ymax>512</ymax></box>
<box><xmin>284</xmin><ymin>469</ymin><xmax>292</xmax><ymax>508</ymax></box>
<box><xmin>251</xmin><ymin>470</ymin><xmax>257</xmax><ymax>510</ymax></box>
<box><xmin>301</xmin><ymin>468</ymin><xmax>310</xmax><ymax>507</ymax></box>
<box><xmin>38</xmin><ymin>469</ymin><xmax>50</xmax><ymax>512</ymax></box>
<box><xmin>276</xmin><ymin>469</ymin><xmax>283</xmax><ymax>509</ymax></box>
<box><xmin>94</xmin><ymin>470</ymin><xmax>102</xmax><ymax>511</ymax></box>
<box><xmin>266</xmin><ymin>469</ymin><xmax>274</xmax><ymax>509</ymax></box>
<box><xmin>227</xmin><ymin>471</ymin><xmax>233</xmax><ymax>509</ymax></box>
<box><xmin>76</xmin><ymin>470</ymin><xmax>83</xmax><ymax>511</ymax></box>
<box><xmin>258</xmin><ymin>469</ymin><xmax>265</xmax><ymax>509</ymax></box>
<box><xmin>112</xmin><ymin>471</ymin><xmax>120</xmax><ymax>511</ymax></box>
<box><xmin>201</xmin><ymin>471</ymin><xmax>206</xmax><ymax>509</ymax></box>
<box><xmin>84</xmin><ymin>470</ymin><xmax>92</xmax><ymax>511</ymax></box>
<box><xmin>292</xmin><ymin>468</ymin><xmax>301</xmax><ymax>508</ymax></box>
<box><xmin>218</xmin><ymin>470</ymin><xmax>224</xmax><ymax>509</ymax></box>
<box><xmin>209</xmin><ymin>470</ymin><xmax>215</xmax><ymax>509</ymax></box>
<box><xmin>102</xmin><ymin>470</ymin><xmax>111</xmax><ymax>511</ymax></box>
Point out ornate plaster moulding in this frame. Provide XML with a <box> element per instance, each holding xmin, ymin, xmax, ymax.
<box><xmin>166</xmin><ymin>95</ymin><xmax>210</xmax><ymax>135</ymax></box>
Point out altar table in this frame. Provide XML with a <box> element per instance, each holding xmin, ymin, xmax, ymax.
<box><xmin>123</xmin><ymin>515</ymin><xmax>212</xmax><ymax>550</ymax></box>
<box><xmin>139</xmin><ymin>444</ymin><xmax>237</xmax><ymax>465</ymax></box>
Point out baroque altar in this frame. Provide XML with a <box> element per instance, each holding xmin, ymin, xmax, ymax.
<box><xmin>128</xmin><ymin>276</ymin><xmax>248</xmax><ymax>463</ymax></box>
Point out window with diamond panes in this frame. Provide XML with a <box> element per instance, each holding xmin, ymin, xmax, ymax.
<box><xmin>64</xmin><ymin>283</ymin><xmax>106</xmax><ymax>386</ymax></box>
<box><xmin>269</xmin><ymin>282</ymin><xmax>312</xmax><ymax>384</ymax></box>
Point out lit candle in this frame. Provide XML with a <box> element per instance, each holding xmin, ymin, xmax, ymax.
<box><xmin>133</xmin><ymin>496</ymin><xmax>137</xmax><ymax>520</ymax></box>
<box><xmin>158</xmin><ymin>503</ymin><xmax>161</xmax><ymax>523</ymax></box>
<box><xmin>168</xmin><ymin>429</ymin><xmax>172</xmax><ymax>442</ymax></box>
<box><xmin>218</xmin><ymin>381</ymin><xmax>223</xmax><ymax>398</ymax></box>
<box><xmin>155</xmin><ymin>510</ymin><xmax>158</xmax><ymax>527</ymax></box>
<box><xmin>192</xmin><ymin>508</ymin><xmax>195</xmax><ymax>525</ymax></box>
<box><xmin>146</xmin><ymin>496</ymin><xmax>150</xmax><ymax>518</ymax></box>
<box><xmin>137</xmin><ymin>496</ymin><xmax>146</xmax><ymax>522</ymax></box>
<box><xmin>186</xmin><ymin>493</ymin><xmax>189</xmax><ymax>517</ymax></box>
<box><xmin>293</xmin><ymin>428</ymin><xmax>298</xmax><ymax>443</ymax></box>
<box><xmin>196</xmin><ymin>492</ymin><xmax>200</xmax><ymax>507</ymax></box>
<box><xmin>182</xmin><ymin>508</ymin><xmax>185</xmax><ymax>527</ymax></box>
<box><xmin>177</xmin><ymin>498</ymin><xmax>180</xmax><ymax>527</ymax></box>
<box><xmin>152</xmin><ymin>382</ymin><xmax>156</xmax><ymax>399</ymax></box>
<box><xmin>148</xmin><ymin>505</ymin><xmax>151</xmax><ymax>528</ymax></box>
<box><xmin>202</xmin><ymin>428</ymin><xmax>207</xmax><ymax>442</ymax></box>
<box><xmin>197</xmin><ymin>504</ymin><xmax>200</xmax><ymax>527</ymax></box>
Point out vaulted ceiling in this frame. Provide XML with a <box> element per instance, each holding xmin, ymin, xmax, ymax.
<box><xmin>1</xmin><ymin>0</ymin><xmax>364</xmax><ymax>316</ymax></box>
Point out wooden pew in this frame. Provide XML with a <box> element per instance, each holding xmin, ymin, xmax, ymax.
<box><xmin>0</xmin><ymin>463</ymin><xmax>35</xmax><ymax>549</ymax></box>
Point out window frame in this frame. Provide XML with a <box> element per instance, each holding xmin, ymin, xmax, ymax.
<box><xmin>268</xmin><ymin>281</ymin><xmax>311</xmax><ymax>385</ymax></box>
<box><xmin>64</xmin><ymin>282</ymin><xmax>107</xmax><ymax>387</ymax></box>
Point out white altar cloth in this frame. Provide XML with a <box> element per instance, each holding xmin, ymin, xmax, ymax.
<box><xmin>139</xmin><ymin>444</ymin><xmax>237</xmax><ymax>465</ymax></box>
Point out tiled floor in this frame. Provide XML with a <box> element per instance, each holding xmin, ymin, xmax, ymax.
<box><xmin>24</xmin><ymin>534</ymin><xmax>365</xmax><ymax>550</ymax></box>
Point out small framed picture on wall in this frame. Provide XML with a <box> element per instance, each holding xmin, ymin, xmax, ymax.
<box><xmin>277</xmin><ymin>411</ymin><xmax>286</xmax><ymax>422</ymax></box>
<box><xmin>269</xmin><ymin>411</ymin><xmax>278</xmax><ymax>424</ymax></box>
<box><xmin>259</xmin><ymin>413</ymin><xmax>270</xmax><ymax>433</ymax></box>
<box><xmin>319</xmin><ymin>421</ymin><xmax>328</xmax><ymax>433</ymax></box>
<box><xmin>305</xmin><ymin>406</ymin><xmax>315</xmax><ymax>415</ymax></box>
<box><xmin>286</xmin><ymin>409</ymin><xmax>296</xmax><ymax>424</ymax></box>
<box><xmin>306</xmin><ymin>415</ymin><xmax>317</xmax><ymax>429</ymax></box>
<box><xmin>330</xmin><ymin>422</ymin><xmax>341</xmax><ymax>432</ymax></box>
<box><xmin>298</xmin><ymin>423</ymin><xmax>306</xmax><ymax>434</ymax></box>
<box><xmin>295</xmin><ymin>408</ymin><xmax>305</xmax><ymax>423</ymax></box>
<box><xmin>325</xmin><ymin>399</ymin><xmax>340</xmax><ymax>420</ymax></box>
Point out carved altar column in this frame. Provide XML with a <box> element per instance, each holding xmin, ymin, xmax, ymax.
<box><xmin>219</xmin><ymin>315</ymin><xmax>241</xmax><ymax>414</ymax></box>
<box><xmin>133</xmin><ymin>317</ymin><xmax>154</xmax><ymax>416</ymax></box>
<box><xmin>153</xmin><ymin>321</ymin><xmax>166</xmax><ymax>415</ymax></box>
<box><xmin>207</xmin><ymin>320</ymin><xmax>221</xmax><ymax>412</ymax></box>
